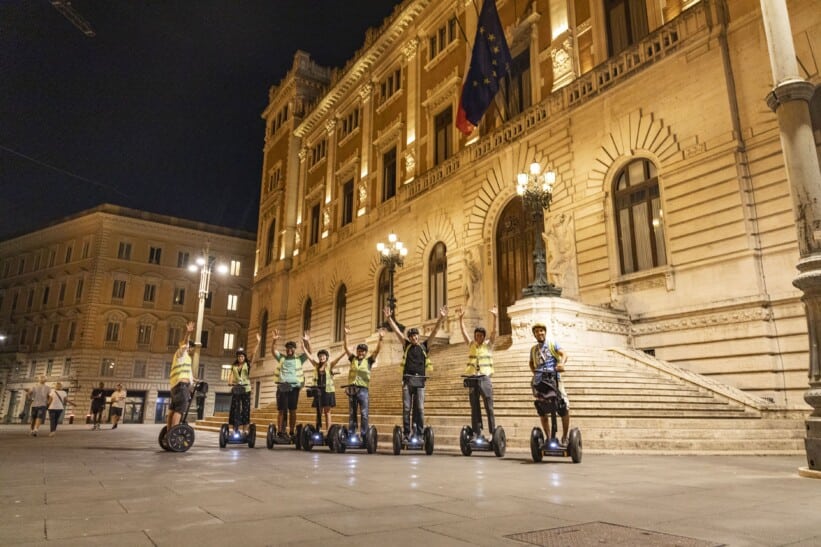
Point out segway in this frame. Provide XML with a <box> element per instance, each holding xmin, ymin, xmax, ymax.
<box><xmin>332</xmin><ymin>385</ymin><xmax>377</xmax><ymax>454</ymax></box>
<box><xmin>458</xmin><ymin>375</ymin><xmax>506</xmax><ymax>457</ymax></box>
<box><xmin>265</xmin><ymin>382</ymin><xmax>303</xmax><ymax>450</ymax></box>
<box><xmin>219</xmin><ymin>386</ymin><xmax>256</xmax><ymax>448</ymax></box>
<box><xmin>391</xmin><ymin>375</ymin><xmax>434</xmax><ymax>455</ymax></box>
<box><xmin>158</xmin><ymin>381</ymin><xmax>208</xmax><ymax>453</ymax></box>
<box><xmin>300</xmin><ymin>385</ymin><xmax>339</xmax><ymax>451</ymax></box>
<box><xmin>529</xmin><ymin>371</ymin><xmax>582</xmax><ymax>463</ymax></box>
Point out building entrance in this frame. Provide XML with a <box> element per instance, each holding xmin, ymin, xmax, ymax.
<box><xmin>495</xmin><ymin>198</ymin><xmax>536</xmax><ymax>335</ymax></box>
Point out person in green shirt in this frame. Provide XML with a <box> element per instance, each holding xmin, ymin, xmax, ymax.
<box><xmin>342</xmin><ymin>326</ymin><xmax>384</xmax><ymax>439</ymax></box>
<box><xmin>271</xmin><ymin>329</ymin><xmax>307</xmax><ymax>440</ymax></box>
<box><xmin>229</xmin><ymin>332</ymin><xmax>260</xmax><ymax>435</ymax></box>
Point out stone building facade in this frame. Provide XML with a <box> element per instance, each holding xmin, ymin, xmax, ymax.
<box><xmin>250</xmin><ymin>0</ymin><xmax>820</xmax><ymax>409</ymax></box>
<box><xmin>0</xmin><ymin>205</ymin><xmax>255</xmax><ymax>424</ymax></box>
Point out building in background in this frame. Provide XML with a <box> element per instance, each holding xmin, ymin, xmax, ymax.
<box><xmin>249</xmin><ymin>0</ymin><xmax>819</xmax><ymax>411</ymax></box>
<box><xmin>0</xmin><ymin>204</ymin><xmax>255</xmax><ymax>424</ymax></box>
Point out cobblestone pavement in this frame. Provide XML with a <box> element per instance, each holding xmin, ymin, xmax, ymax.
<box><xmin>1</xmin><ymin>424</ymin><xmax>818</xmax><ymax>546</ymax></box>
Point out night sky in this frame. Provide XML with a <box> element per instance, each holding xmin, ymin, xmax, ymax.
<box><xmin>0</xmin><ymin>1</ymin><xmax>403</xmax><ymax>240</ymax></box>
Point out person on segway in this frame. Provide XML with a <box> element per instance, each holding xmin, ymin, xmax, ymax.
<box><xmin>529</xmin><ymin>322</ymin><xmax>571</xmax><ymax>445</ymax></box>
<box><xmin>342</xmin><ymin>325</ymin><xmax>384</xmax><ymax>440</ymax></box>
<box><xmin>271</xmin><ymin>329</ymin><xmax>307</xmax><ymax>442</ymax></box>
<box><xmin>303</xmin><ymin>331</ymin><xmax>346</xmax><ymax>430</ymax></box>
<box><xmin>457</xmin><ymin>306</ymin><xmax>498</xmax><ymax>437</ymax></box>
<box><xmin>167</xmin><ymin>321</ymin><xmax>196</xmax><ymax>435</ymax></box>
<box><xmin>384</xmin><ymin>305</ymin><xmax>447</xmax><ymax>441</ymax></box>
<box><xmin>228</xmin><ymin>333</ymin><xmax>260</xmax><ymax>436</ymax></box>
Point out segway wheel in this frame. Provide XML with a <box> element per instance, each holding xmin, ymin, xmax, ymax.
<box><xmin>266</xmin><ymin>424</ymin><xmax>275</xmax><ymax>449</ymax></box>
<box><xmin>459</xmin><ymin>425</ymin><xmax>473</xmax><ymax>457</ymax></box>
<box><xmin>423</xmin><ymin>426</ymin><xmax>434</xmax><ymax>456</ymax></box>
<box><xmin>248</xmin><ymin>424</ymin><xmax>257</xmax><ymax>448</ymax></box>
<box><xmin>327</xmin><ymin>425</ymin><xmax>339</xmax><ymax>452</ymax></box>
<box><xmin>366</xmin><ymin>426</ymin><xmax>378</xmax><ymax>454</ymax></box>
<box><xmin>568</xmin><ymin>427</ymin><xmax>582</xmax><ymax>463</ymax></box>
<box><xmin>336</xmin><ymin>427</ymin><xmax>347</xmax><ymax>454</ymax></box>
<box><xmin>158</xmin><ymin>426</ymin><xmax>171</xmax><ymax>451</ymax></box>
<box><xmin>219</xmin><ymin>424</ymin><xmax>229</xmax><ymax>448</ymax></box>
<box><xmin>492</xmin><ymin>426</ymin><xmax>506</xmax><ymax>458</ymax></box>
<box><xmin>392</xmin><ymin>426</ymin><xmax>402</xmax><ymax>455</ymax></box>
<box><xmin>530</xmin><ymin>427</ymin><xmax>544</xmax><ymax>463</ymax></box>
<box><xmin>294</xmin><ymin>424</ymin><xmax>303</xmax><ymax>450</ymax></box>
<box><xmin>302</xmin><ymin>424</ymin><xmax>315</xmax><ymax>451</ymax></box>
<box><xmin>167</xmin><ymin>424</ymin><xmax>195</xmax><ymax>452</ymax></box>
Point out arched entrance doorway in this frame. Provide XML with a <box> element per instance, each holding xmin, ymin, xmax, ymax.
<box><xmin>495</xmin><ymin>198</ymin><xmax>536</xmax><ymax>335</ymax></box>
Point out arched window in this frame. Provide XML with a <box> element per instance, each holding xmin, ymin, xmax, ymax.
<box><xmin>428</xmin><ymin>242</ymin><xmax>447</xmax><ymax>319</ymax></box>
<box><xmin>264</xmin><ymin>220</ymin><xmax>276</xmax><ymax>266</ymax></box>
<box><xmin>334</xmin><ymin>285</ymin><xmax>347</xmax><ymax>342</ymax></box>
<box><xmin>302</xmin><ymin>298</ymin><xmax>312</xmax><ymax>332</ymax></box>
<box><xmin>259</xmin><ymin>309</ymin><xmax>268</xmax><ymax>356</ymax></box>
<box><xmin>377</xmin><ymin>268</ymin><xmax>390</xmax><ymax>328</ymax></box>
<box><xmin>614</xmin><ymin>158</ymin><xmax>667</xmax><ymax>274</ymax></box>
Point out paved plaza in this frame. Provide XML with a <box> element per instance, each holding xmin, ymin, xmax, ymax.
<box><xmin>1</xmin><ymin>423</ymin><xmax>819</xmax><ymax>546</ymax></box>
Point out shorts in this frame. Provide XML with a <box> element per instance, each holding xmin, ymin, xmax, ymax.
<box><xmin>31</xmin><ymin>406</ymin><xmax>47</xmax><ymax>421</ymax></box>
<box><xmin>276</xmin><ymin>387</ymin><xmax>300</xmax><ymax>411</ymax></box>
<box><xmin>170</xmin><ymin>382</ymin><xmax>192</xmax><ymax>413</ymax></box>
<box><xmin>311</xmin><ymin>389</ymin><xmax>336</xmax><ymax>408</ymax></box>
<box><xmin>111</xmin><ymin>407</ymin><xmax>123</xmax><ymax>417</ymax></box>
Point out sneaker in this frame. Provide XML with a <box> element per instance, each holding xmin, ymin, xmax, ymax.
<box><xmin>30</xmin><ymin>430</ymin><xmax>36</xmax><ymax>436</ymax></box>
<box><xmin>48</xmin><ymin>432</ymin><xmax>55</xmax><ymax>437</ymax></box>
<box><xmin>112</xmin><ymin>424</ymin><xmax>118</xmax><ymax>430</ymax></box>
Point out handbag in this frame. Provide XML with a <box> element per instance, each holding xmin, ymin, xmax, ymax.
<box><xmin>231</xmin><ymin>385</ymin><xmax>246</xmax><ymax>396</ymax></box>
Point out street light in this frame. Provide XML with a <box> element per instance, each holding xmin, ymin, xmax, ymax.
<box><xmin>187</xmin><ymin>246</ymin><xmax>228</xmax><ymax>376</ymax></box>
<box><xmin>516</xmin><ymin>161</ymin><xmax>562</xmax><ymax>297</ymax></box>
<box><xmin>377</xmin><ymin>233</ymin><xmax>408</xmax><ymax>327</ymax></box>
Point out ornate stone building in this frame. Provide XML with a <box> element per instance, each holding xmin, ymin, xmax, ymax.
<box><xmin>250</xmin><ymin>0</ymin><xmax>820</xmax><ymax>410</ymax></box>
<box><xmin>0</xmin><ymin>205</ymin><xmax>255</xmax><ymax>424</ymax></box>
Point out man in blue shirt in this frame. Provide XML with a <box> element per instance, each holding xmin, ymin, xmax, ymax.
<box><xmin>529</xmin><ymin>322</ymin><xmax>571</xmax><ymax>445</ymax></box>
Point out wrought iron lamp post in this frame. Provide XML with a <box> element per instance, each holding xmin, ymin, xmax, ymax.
<box><xmin>377</xmin><ymin>233</ymin><xmax>408</xmax><ymax>326</ymax></box>
<box><xmin>517</xmin><ymin>162</ymin><xmax>562</xmax><ymax>298</ymax></box>
<box><xmin>187</xmin><ymin>246</ymin><xmax>228</xmax><ymax>376</ymax></box>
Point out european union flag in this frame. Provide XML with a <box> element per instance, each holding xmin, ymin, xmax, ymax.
<box><xmin>456</xmin><ymin>0</ymin><xmax>512</xmax><ymax>136</ymax></box>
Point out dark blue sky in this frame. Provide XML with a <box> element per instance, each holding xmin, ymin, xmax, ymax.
<box><xmin>0</xmin><ymin>1</ymin><xmax>402</xmax><ymax>239</ymax></box>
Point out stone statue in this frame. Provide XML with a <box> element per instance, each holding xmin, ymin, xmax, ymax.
<box><xmin>464</xmin><ymin>249</ymin><xmax>482</xmax><ymax>308</ymax></box>
<box><xmin>546</xmin><ymin>213</ymin><xmax>578</xmax><ymax>298</ymax></box>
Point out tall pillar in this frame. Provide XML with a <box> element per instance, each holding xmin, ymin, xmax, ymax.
<box><xmin>403</xmin><ymin>38</ymin><xmax>419</xmax><ymax>181</ymax></box>
<box><xmin>759</xmin><ymin>0</ymin><xmax>821</xmax><ymax>475</ymax></box>
<box><xmin>358</xmin><ymin>83</ymin><xmax>374</xmax><ymax>212</ymax></box>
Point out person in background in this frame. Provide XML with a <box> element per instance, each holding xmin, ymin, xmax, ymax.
<box><xmin>90</xmin><ymin>382</ymin><xmax>106</xmax><ymax>430</ymax></box>
<box><xmin>29</xmin><ymin>376</ymin><xmax>50</xmax><ymax>436</ymax></box>
<box><xmin>47</xmin><ymin>382</ymin><xmax>75</xmax><ymax>437</ymax></box>
<box><xmin>167</xmin><ymin>322</ymin><xmax>196</xmax><ymax>433</ymax></box>
<box><xmin>271</xmin><ymin>329</ymin><xmax>307</xmax><ymax>440</ymax></box>
<box><xmin>110</xmin><ymin>383</ymin><xmax>127</xmax><ymax>429</ymax></box>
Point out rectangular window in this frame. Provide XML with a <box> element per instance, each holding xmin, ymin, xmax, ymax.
<box><xmin>27</xmin><ymin>289</ymin><xmax>34</xmax><ymax>310</ymax></box>
<box><xmin>198</xmin><ymin>363</ymin><xmax>206</xmax><ymax>380</ymax></box>
<box><xmin>148</xmin><ymin>246</ymin><xmax>162</xmax><ymax>265</ymax></box>
<box><xmin>75</xmin><ymin>279</ymin><xmax>84</xmax><ymax>302</ymax></box>
<box><xmin>58</xmin><ymin>282</ymin><xmax>66</xmax><ymax>303</ymax></box>
<box><xmin>29</xmin><ymin>360</ymin><xmax>37</xmax><ymax>378</ymax></box>
<box><xmin>429</xmin><ymin>16</ymin><xmax>457</xmax><ymax>60</ymax></box>
<box><xmin>205</xmin><ymin>291</ymin><xmax>213</xmax><ymax>310</ymax></box>
<box><xmin>227</xmin><ymin>294</ymin><xmax>238</xmax><ymax>311</ymax></box>
<box><xmin>50</xmin><ymin>324</ymin><xmax>59</xmax><ymax>344</ymax></box>
<box><xmin>46</xmin><ymin>359</ymin><xmax>54</xmax><ymax>376</ymax></box>
<box><xmin>173</xmin><ymin>287</ymin><xmax>185</xmax><ymax>306</ymax></box>
<box><xmin>112</xmin><ymin>280</ymin><xmax>126</xmax><ymax>300</ymax></box>
<box><xmin>2</xmin><ymin>261</ymin><xmax>10</xmax><ymax>278</ymax></box>
<box><xmin>105</xmin><ymin>322</ymin><xmax>120</xmax><ymax>342</ymax></box>
<box><xmin>504</xmin><ymin>49</ymin><xmax>532</xmax><ymax>118</ymax></box>
<box><xmin>19</xmin><ymin>328</ymin><xmax>27</xmax><ymax>345</ymax></box>
<box><xmin>18</xmin><ymin>258</ymin><xmax>25</xmax><ymax>275</ymax></box>
<box><xmin>229</xmin><ymin>260</ymin><xmax>241</xmax><ymax>276</ymax></box>
<box><xmin>309</xmin><ymin>203</ymin><xmax>321</xmax><ymax>246</ymax></box>
<box><xmin>47</xmin><ymin>249</ymin><xmax>55</xmax><ymax>268</ymax></box>
<box><xmin>42</xmin><ymin>286</ymin><xmax>50</xmax><ymax>306</ymax></box>
<box><xmin>133</xmin><ymin>360</ymin><xmax>147</xmax><ymax>378</ymax></box>
<box><xmin>101</xmin><ymin>358</ymin><xmax>116</xmax><ymax>377</ymax></box>
<box><xmin>379</xmin><ymin>68</ymin><xmax>402</xmax><ymax>105</ymax></box>
<box><xmin>34</xmin><ymin>254</ymin><xmax>41</xmax><ymax>271</ymax></box>
<box><xmin>64</xmin><ymin>246</ymin><xmax>72</xmax><ymax>263</ymax></box>
<box><xmin>11</xmin><ymin>291</ymin><xmax>18</xmax><ymax>311</ymax></box>
<box><xmin>164</xmin><ymin>362</ymin><xmax>172</xmax><ymax>378</ymax></box>
<box><xmin>168</xmin><ymin>326</ymin><xmax>182</xmax><ymax>347</ymax></box>
<box><xmin>339</xmin><ymin>107</ymin><xmax>360</xmax><ymax>139</ymax></box>
<box><xmin>64</xmin><ymin>358</ymin><xmax>72</xmax><ymax>376</ymax></box>
<box><xmin>342</xmin><ymin>180</ymin><xmax>354</xmax><ymax>226</ymax></box>
<box><xmin>34</xmin><ymin>326</ymin><xmax>42</xmax><ymax>345</ymax></box>
<box><xmin>117</xmin><ymin>242</ymin><xmax>132</xmax><ymax>260</ymax></box>
<box><xmin>200</xmin><ymin>331</ymin><xmax>209</xmax><ymax>349</ymax></box>
<box><xmin>308</xmin><ymin>139</ymin><xmax>327</xmax><ymax>168</ymax></box>
<box><xmin>177</xmin><ymin>251</ymin><xmax>190</xmax><ymax>268</ymax></box>
<box><xmin>82</xmin><ymin>241</ymin><xmax>90</xmax><ymax>258</ymax></box>
<box><xmin>137</xmin><ymin>325</ymin><xmax>152</xmax><ymax>345</ymax></box>
<box><xmin>382</xmin><ymin>147</ymin><xmax>397</xmax><ymax>201</ymax></box>
<box><xmin>143</xmin><ymin>284</ymin><xmax>156</xmax><ymax>303</ymax></box>
<box><xmin>223</xmin><ymin>332</ymin><xmax>235</xmax><ymax>350</ymax></box>
<box><xmin>68</xmin><ymin>321</ymin><xmax>76</xmax><ymax>342</ymax></box>
<box><xmin>434</xmin><ymin>107</ymin><xmax>453</xmax><ymax>166</ymax></box>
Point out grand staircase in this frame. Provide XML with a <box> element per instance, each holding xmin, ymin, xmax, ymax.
<box><xmin>197</xmin><ymin>338</ymin><xmax>805</xmax><ymax>454</ymax></box>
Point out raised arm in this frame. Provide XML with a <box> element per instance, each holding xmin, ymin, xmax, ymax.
<box><xmin>249</xmin><ymin>332</ymin><xmax>261</xmax><ymax>364</ymax></box>
<box><xmin>427</xmin><ymin>305</ymin><xmax>448</xmax><ymax>340</ymax></box>
<box><xmin>301</xmin><ymin>331</ymin><xmax>317</xmax><ymax>363</ymax></box>
<box><xmin>456</xmin><ymin>306</ymin><xmax>471</xmax><ymax>344</ymax></box>
<box><xmin>271</xmin><ymin>328</ymin><xmax>281</xmax><ymax>359</ymax></box>
<box><xmin>383</xmin><ymin>306</ymin><xmax>406</xmax><ymax>343</ymax></box>
<box><xmin>370</xmin><ymin>328</ymin><xmax>385</xmax><ymax>359</ymax></box>
<box><xmin>343</xmin><ymin>326</ymin><xmax>354</xmax><ymax>357</ymax></box>
<box><xmin>487</xmin><ymin>306</ymin><xmax>498</xmax><ymax>346</ymax></box>
<box><xmin>328</xmin><ymin>350</ymin><xmax>347</xmax><ymax>372</ymax></box>
<box><xmin>175</xmin><ymin>321</ymin><xmax>195</xmax><ymax>360</ymax></box>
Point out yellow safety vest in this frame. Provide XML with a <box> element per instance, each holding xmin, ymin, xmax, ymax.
<box><xmin>348</xmin><ymin>357</ymin><xmax>373</xmax><ymax>388</ymax></box>
<box><xmin>465</xmin><ymin>341</ymin><xmax>494</xmax><ymax>376</ymax></box>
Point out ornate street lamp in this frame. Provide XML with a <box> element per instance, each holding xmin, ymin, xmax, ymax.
<box><xmin>377</xmin><ymin>233</ymin><xmax>408</xmax><ymax>327</ymax></box>
<box><xmin>516</xmin><ymin>162</ymin><xmax>562</xmax><ymax>297</ymax></box>
<box><xmin>187</xmin><ymin>246</ymin><xmax>228</xmax><ymax>376</ymax></box>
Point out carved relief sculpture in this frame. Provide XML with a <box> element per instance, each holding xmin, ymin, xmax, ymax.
<box><xmin>546</xmin><ymin>213</ymin><xmax>578</xmax><ymax>298</ymax></box>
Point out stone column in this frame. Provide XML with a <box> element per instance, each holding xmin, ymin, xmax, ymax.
<box><xmin>403</xmin><ymin>38</ymin><xmax>419</xmax><ymax>181</ymax></box>
<box><xmin>759</xmin><ymin>0</ymin><xmax>821</xmax><ymax>475</ymax></box>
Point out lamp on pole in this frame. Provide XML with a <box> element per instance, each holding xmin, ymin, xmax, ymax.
<box><xmin>377</xmin><ymin>233</ymin><xmax>408</xmax><ymax>327</ymax></box>
<box><xmin>187</xmin><ymin>246</ymin><xmax>228</xmax><ymax>376</ymax></box>
<box><xmin>516</xmin><ymin>162</ymin><xmax>562</xmax><ymax>298</ymax></box>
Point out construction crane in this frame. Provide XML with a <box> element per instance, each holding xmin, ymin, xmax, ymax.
<box><xmin>51</xmin><ymin>1</ymin><xmax>95</xmax><ymax>37</ymax></box>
